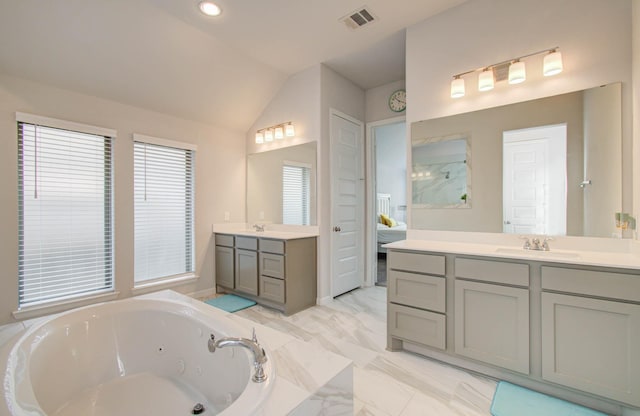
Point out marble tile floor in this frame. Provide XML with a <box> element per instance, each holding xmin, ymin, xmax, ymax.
<box><xmin>233</xmin><ymin>286</ymin><xmax>497</xmax><ymax>416</ymax></box>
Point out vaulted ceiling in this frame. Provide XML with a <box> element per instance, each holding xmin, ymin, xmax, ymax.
<box><xmin>0</xmin><ymin>0</ymin><xmax>466</xmax><ymax>132</ymax></box>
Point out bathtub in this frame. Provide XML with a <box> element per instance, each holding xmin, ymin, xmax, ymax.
<box><xmin>1</xmin><ymin>294</ymin><xmax>275</xmax><ymax>416</ymax></box>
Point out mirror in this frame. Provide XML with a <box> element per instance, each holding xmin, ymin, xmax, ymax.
<box><xmin>412</xmin><ymin>133</ymin><xmax>470</xmax><ymax>208</ymax></box>
<box><xmin>247</xmin><ymin>142</ymin><xmax>317</xmax><ymax>225</ymax></box>
<box><xmin>411</xmin><ymin>83</ymin><xmax>622</xmax><ymax>238</ymax></box>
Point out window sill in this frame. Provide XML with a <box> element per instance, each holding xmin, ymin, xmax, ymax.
<box><xmin>131</xmin><ymin>273</ymin><xmax>199</xmax><ymax>296</ymax></box>
<box><xmin>13</xmin><ymin>291</ymin><xmax>120</xmax><ymax>321</ymax></box>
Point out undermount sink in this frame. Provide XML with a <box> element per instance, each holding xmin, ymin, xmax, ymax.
<box><xmin>495</xmin><ymin>247</ymin><xmax>582</xmax><ymax>260</ymax></box>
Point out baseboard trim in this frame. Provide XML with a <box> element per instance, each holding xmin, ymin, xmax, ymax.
<box><xmin>316</xmin><ymin>295</ymin><xmax>333</xmax><ymax>306</ymax></box>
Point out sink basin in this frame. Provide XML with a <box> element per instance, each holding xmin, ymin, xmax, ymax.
<box><xmin>495</xmin><ymin>247</ymin><xmax>581</xmax><ymax>260</ymax></box>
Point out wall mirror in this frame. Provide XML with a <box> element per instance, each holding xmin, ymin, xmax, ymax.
<box><xmin>412</xmin><ymin>133</ymin><xmax>471</xmax><ymax>208</ymax></box>
<box><xmin>411</xmin><ymin>83</ymin><xmax>622</xmax><ymax>238</ymax></box>
<box><xmin>247</xmin><ymin>142</ymin><xmax>317</xmax><ymax>225</ymax></box>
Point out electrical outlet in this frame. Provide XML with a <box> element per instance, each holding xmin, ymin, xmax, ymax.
<box><xmin>259</xmin><ymin>211</ymin><xmax>265</xmax><ymax>220</ymax></box>
<box><xmin>224</xmin><ymin>211</ymin><xmax>230</xmax><ymax>221</ymax></box>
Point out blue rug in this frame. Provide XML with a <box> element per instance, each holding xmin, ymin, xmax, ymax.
<box><xmin>204</xmin><ymin>294</ymin><xmax>256</xmax><ymax>313</ymax></box>
<box><xmin>491</xmin><ymin>382</ymin><xmax>607</xmax><ymax>416</ymax></box>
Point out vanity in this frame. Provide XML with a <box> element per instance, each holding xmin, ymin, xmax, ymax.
<box><xmin>214</xmin><ymin>230</ymin><xmax>317</xmax><ymax>315</ymax></box>
<box><xmin>385</xmin><ymin>238</ymin><xmax>640</xmax><ymax>414</ymax></box>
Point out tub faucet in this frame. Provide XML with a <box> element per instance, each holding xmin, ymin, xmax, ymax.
<box><xmin>208</xmin><ymin>328</ymin><xmax>268</xmax><ymax>383</ymax></box>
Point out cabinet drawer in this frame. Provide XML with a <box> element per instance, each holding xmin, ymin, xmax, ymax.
<box><xmin>455</xmin><ymin>257</ymin><xmax>529</xmax><ymax>287</ymax></box>
<box><xmin>541</xmin><ymin>266</ymin><xmax>640</xmax><ymax>303</ymax></box>
<box><xmin>260</xmin><ymin>253</ymin><xmax>285</xmax><ymax>279</ymax></box>
<box><xmin>388</xmin><ymin>303</ymin><xmax>446</xmax><ymax>350</ymax></box>
<box><xmin>260</xmin><ymin>275</ymin><xmax>285</xmax><ymax>304</ymax></box>
<box><xmin>215</xmin><ymin>234</ymin><xmax>234</xmax><ymax>247</ymax></box>
<box><xmin>388</xmin><ymin>270</ymin><xmax>445</xmax><ymax>313</ymax></box>
<box><xmin>236</xmin><ymin>236</ymin><xmax>258</xmax><ymax>250</ymax></box>
<box><xmin>260</xmin><ymin>239</ymin><xmax>285</xmax><ymax>254</ymax></box>
<box><xmin>388</xmin><ymin>251</ymin><xmax>445</xmax><ymax>276</ymax></box>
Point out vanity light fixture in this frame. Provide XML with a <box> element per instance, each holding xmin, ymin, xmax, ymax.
<box><xmin>450</xmin><ymin>47</ymin><xmax>563</xmax><ymax>98</ymax></box>
<box><xmin>254</xmin><ymin>122</ymin><xmax>296</xmax><ymax>144</ymax></box>
<box><xmin>274</xmin><ymin>126</ymin><xmax>284</xmax><ymax>140</ymax></box>
<box><xmin>508</xmin><ymin>60</ymin><xmax>526</xmax><ymax>84</ymax></box>
<box><xmin>543</xmin><ymin>49</ymin><xmax>563</xmax><ymax>76</ymax></box>
<box><xmin>478</xmin><ymin>68</ymin><xmax>494</xmax><ymax>92</ymax></box>
<box><xmin>198</xmin><ymin>1</ymin><xmax>222</xmax><ymax>16</ymax></box>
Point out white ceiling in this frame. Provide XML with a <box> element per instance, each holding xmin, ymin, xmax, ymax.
<box><xmin>0</xmin><ymin>0</ymin><xmax>466</xmax><ymax>132</ymax></box>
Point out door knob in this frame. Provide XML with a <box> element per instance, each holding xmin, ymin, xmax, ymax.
<box><xmin>333</xmin><ymin>226</ymin><xmax>341</xmax><ymax>232</ymax></box>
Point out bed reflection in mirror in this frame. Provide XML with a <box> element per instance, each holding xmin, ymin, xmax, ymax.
<box><xmin>411</xmin><ymin>133</ymin><xmax>471</xmax><ymax>208</ymax></box>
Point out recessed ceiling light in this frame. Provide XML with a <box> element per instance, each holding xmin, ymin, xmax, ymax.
<box><xmin>199</xmin><ymin>1</ymin><xmax>222</xmax><ymax>17</ymax></box>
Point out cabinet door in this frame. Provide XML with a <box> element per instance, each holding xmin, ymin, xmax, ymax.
<box><xmin>454</xmin><ymin>280</ymin><xmax>529</xmax><ymax>374</ymax></box>
<box><xmin>260</xmin><ymin>253</ymin><xmax>285</xmax><ymax>279</ymax></box>
<box><xmin>541</xmin><ymin>292</ymin><xmax>640</xmax><ymax>406</ymax></box>
<box><xmin>215</xmin><ymin>246</ymin><xmax>235</xmax><ymax>288</ymax></box>
<box><xmin>235</xmin><ymin>249</ymin><xmax>258</xmax><ymax>295</ymax></box>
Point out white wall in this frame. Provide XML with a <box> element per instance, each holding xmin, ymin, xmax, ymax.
<box><xmin>365</xmin><ymin>80</ymin><xmax>406</xmax><ymax>123</ymax></box>
<box><xmin>0</xmin><ymin>73</ymin><xmax>246</xmax><ymax>325</ymax></box>
<box><xmin>634</xmin><ymin>0</ymin><xmax>640</xmax><ymax>233</ymax></box>
<box><xmin>406</xmin><ymin>0</ymin><xmax>633</xmax><ymax>226</ymax></box>
<box><xmin>246</xmin><ymin>66</ymin><xmax>321</xmax><ymax>154</ymax></box>
<box><xmin>375</xmin><ymin>122</ymin><xmax>407</xmax><ymax>222</ymax></box>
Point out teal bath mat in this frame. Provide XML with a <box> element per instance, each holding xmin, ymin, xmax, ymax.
<box><xmin>205</xmin><ymin>294</ymin><xmax>256</xmax><ymax>313</ymax></box>
<box><xmin>490</xmin><ymin>381</ymin><xmax>607</xmax><ymax>416</ymax></box>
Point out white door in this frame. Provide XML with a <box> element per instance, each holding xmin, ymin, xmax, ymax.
<box><xmin>331</xmin><ymin>112</ymin><xmax>364</xmax><ymax>297</ymax></box>
<box><xmin>503</xmin><ymin>125</ymin><xmax>566</xmax><ymax>235</ymax></box>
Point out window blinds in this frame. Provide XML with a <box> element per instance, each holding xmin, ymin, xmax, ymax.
<box><xmin>134</xmin><ymin>139</ymin><xmax>195</xmax><ymax>283</ymax></box>
<box><xmin>18</xmin><ymin>122</ymin><xmax>114</xmax><ymax>307</ymax></box>
<box><xmin>282</xmin><ymin>163</ymin><xmax>310</xmax><ymax>226</ymax></box>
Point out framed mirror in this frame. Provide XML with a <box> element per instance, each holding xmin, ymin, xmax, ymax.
<box><xmin>246</xmin><ymin>142</ymin><xmax>317</xmax><ymax>225</ymax></box>
<box><xmin>411</xmin><ymin>83</ymin><xmax>622</xmax><ymax>238</ymax></box>
<box><xmin>412</xmin><ymin>133</ymin><xmax>471</xmax><ymax>208</ymax></box>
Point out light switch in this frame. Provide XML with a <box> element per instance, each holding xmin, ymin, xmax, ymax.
<box><xmin>224</xmin><ymin>211</ymin><xmax>230</xmax><ymax>221</ymax></box>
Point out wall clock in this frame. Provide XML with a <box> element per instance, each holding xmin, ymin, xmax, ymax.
<box><xmin>388</xmin><ymin>89</ymin><xmax>406</xmax><ymax>112</ymax></box>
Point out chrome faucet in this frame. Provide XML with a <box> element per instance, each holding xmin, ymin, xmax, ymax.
<box><xmin>208</xmin><ymin>328</ymin><xmax>268</xmax><ymax>383</ymax></box>
<box><xmin>252</xmin><ymin>224</ymin><xmax>265</xmax><ymax>232</ymax></box>
<box><xmin>521</xmin><ymin>236</ymin><xmax>552</xmax><ymax>251</ymax></box>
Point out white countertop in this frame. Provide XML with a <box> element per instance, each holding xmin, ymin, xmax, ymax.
<box><xmin>212</xmin><ymin>223</ymin><xmax>319</xmax><ymax>240</ymax></box>
<box><xmin>384</xmin><ymin>239</ymin><xmax>640</xmax><ymax>271</ymax></box>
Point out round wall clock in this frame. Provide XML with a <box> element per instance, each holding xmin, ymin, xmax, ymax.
<box><xmin>388</xmin><ymin>89</ymin><xmax>406</xmax><ymax>112</ymax></box>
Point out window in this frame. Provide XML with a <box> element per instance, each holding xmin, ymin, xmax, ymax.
<box><xmin>282</xmin><ymin>162</ymin><xmax>310</xmax><ymax>225</ymax></box>
<box><xmin>17</xmin><ymin>114</ymin><xmax>115</xmax><ymax>308</ymax></box>
<box><xmin>134</xmin><ymin>135</ymin><xmax>195</xmax><ymax>284</ymax></box>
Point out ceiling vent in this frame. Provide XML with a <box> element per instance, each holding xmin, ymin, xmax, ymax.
<box><xmin>341</xmin><ymin>6</ymin><xmax>377</xmax><ymax>30</ymax></box>
<box><xmin>493</xmin><ymin>62</ymin><xmax>511</xmax><ymax>82</ymax></box>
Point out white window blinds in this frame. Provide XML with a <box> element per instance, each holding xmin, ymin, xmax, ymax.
<box><xmin>18</xmin><ymin>120</ymin><xmax>114</xmax><ymax>307</ymax></box>
<box><xmin>134</xmin><ymin>137</ymin><xmax>195</xmax><ymax>283</ymax></box>
<box><xmin>282</xmin><ymin>163</ymin><xmax>310</xmax><ymax>226</ymax></box>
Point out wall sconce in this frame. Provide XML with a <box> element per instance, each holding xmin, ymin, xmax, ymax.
<box><xmin>450</xmin><ymin>47</ymin><xmax>563</xmax><ymax>98</ymax></box>
<box><xmin>255</xmin><ymin>122</ymin><xmax>296</xmax><ymax>144</ymax></box>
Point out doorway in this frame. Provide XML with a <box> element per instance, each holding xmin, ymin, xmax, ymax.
<box><xmin>330</xmin><ymin>111</ymin><xmax>365</xmax><ymax>297</ymax></box>
<box><xmin>366</xmin><ymin>118</ymin><xmax>406</xmax><ymax>287</ymax></box>
<box><xmin>502</xmin><ymin>124</ymin><xmax>567</xmax><ymax>235</ymax></box>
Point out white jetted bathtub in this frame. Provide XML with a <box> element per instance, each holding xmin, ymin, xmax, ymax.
<box><xmin>1</xmin><ymin>294</ymin><xmax>275</xmax><ymax>416</ymax></box>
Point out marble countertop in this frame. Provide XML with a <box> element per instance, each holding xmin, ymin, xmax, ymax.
<box><xmin>384</xmin><ymin>239</ymin><xmax>640</xmax><ymax>271</ymax></box>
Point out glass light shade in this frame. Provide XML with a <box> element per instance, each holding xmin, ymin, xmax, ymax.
<box><xmin>255</xmin><ymin>131</ymin><xmax>264</xmax><ymax>144</ymax></box>
<box><xmin>264</xmin><ymin>129</ymin><xmax>274</xmax><ymax>142</ymax></box>
<box><xmin>198</xmin><ymin>1</ymin><xmax>222</xmax><ymax>16</ymax></box>
<box><xmin>508</xmin><ymin>61</ymin><xmax>526</xmax><ymax>84</ymax></box>
<box><xmin>285</xmin><ymin>123</ymin><xmax>295</xmax><ymax>137</ymax></box>
<box><xmin>450</xmin><ymin>78</ymin><xmax>465</xmax><ymax>98</ymax></box>
<box><xmin>478</xmin><ymin>69</ymin><xmax>494</xmax><ymax>91</ymax></box>
<box><xmin>274</xmin><ymin>126</ymin><xmax>284</xmax><ymax>139</ymax></box>
<box><xmin>543</xmin><ymin>50</ymin><xmax>563</xmax><ymax>76</ymax></box>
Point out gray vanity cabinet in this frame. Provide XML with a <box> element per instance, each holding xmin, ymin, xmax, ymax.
<box><xmin>387</xmin><ymin>251</ymin><xmax>447</xmax><ymax>350</ymax></box>
<box><xmin>235</xmin><ymin>237</ymin><xmax>259</xmax><ymax>295</ymax></box>
<box><xmin>214</xmin><ymin>234</ymin><xmax>235</xmax><ymax>289</ymax></box>
<box><xmin>541</xmin><ymin>266</ymin><xmax>640</xmax><ymax>407</ymax></box>
<box><xmin>454</xmin><ymin>258</ymin><xmax>530</xmax><ymax>374</ymax></box>
<box><xmin>215</xmin><ymin>233</ymin><xmax>317</xmax><ymax>315</ymax></box>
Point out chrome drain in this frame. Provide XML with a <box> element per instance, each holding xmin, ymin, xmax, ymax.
<box><xmin>192</xmin><ymin>402</ymin><xmax>205</xmax><ymax>415</ymax></box>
